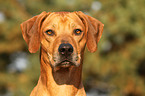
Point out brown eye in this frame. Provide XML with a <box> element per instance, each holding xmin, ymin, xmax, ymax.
<box><xmin>74</xmin><ymin>29</ymin><xmax>82</xmax><ymax>35</ymax></box>
<box><xmin>45</xmin><ymin>30</ymin><xmax>54</xmax><ymax>36</ymax></box>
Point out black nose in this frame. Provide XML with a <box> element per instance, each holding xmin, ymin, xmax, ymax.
<box><xmin>58</xmin><ymin>43</ymin><xmax>73</xmax><ymax>56</ymax></box>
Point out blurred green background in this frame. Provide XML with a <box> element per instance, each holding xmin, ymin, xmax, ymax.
<box><xmin>0</xmin><ymin>0</ymin><xmax>145</xmax><ymax>96</ymax></box>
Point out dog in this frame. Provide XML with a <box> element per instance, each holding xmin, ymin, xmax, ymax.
<box><xmin>20</xmin><ymin>11</ymin><xmax>104</xmax><ymax>96</ymax></box>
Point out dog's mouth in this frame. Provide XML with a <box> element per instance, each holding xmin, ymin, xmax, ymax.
<box><xmin>56</xmin><ymin>60</ymin><xmax>75</xmax><ymax>68</ymax></box>
<box><xmin>52</xmin><ymin>53</ymin><xmax>81</xmax><ymax>69</ymax></box>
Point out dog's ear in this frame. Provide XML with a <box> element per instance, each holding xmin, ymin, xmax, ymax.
<box><xmin>20</xmin><ymin>11</ymin><xmax>48</xmax><ymax>53</ymax></box>
<box><xmin>76</xmin><ymin>11</ymin><xmax>104</xmax><ymax>53</ymax></box>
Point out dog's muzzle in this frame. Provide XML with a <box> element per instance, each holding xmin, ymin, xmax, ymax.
<box><xmin>56</xmin><ymin>43</ymin><xmax>75</xmax><ymax>68</ymax></box>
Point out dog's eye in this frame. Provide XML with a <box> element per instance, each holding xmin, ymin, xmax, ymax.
<box><xmin>45</xmin><ymin>30</ymin><xmax>54</xmax><ymax>36</ymax></box>
<box><xmin>74</xmin><ymin>29</ymin><xmax>82</xmax><ymax>35</ymax></box>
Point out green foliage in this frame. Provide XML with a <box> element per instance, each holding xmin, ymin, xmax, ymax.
<box><xmin>0</xmin><ymin>0</ymin><xmax>145</xmax><ymax>95</ymax></box>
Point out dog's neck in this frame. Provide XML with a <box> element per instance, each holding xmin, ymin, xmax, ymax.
<box><xmin>39</xmin><ymin>48</ymin><xmax>84</xmax><ymax>96</ymax></box>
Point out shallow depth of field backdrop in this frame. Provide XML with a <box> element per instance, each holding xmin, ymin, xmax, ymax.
<box><xmin>0</xmin><ymin>0</ymin><xmax>145</xmax><ymax>96</ymax></box>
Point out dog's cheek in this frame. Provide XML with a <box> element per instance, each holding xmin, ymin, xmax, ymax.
<box><xmin>79</xmin><ymin>38</ymin><xmax>87</xmax><ymax>53</ymax></box>
<box><xmin>72</xmin><ymin>54</ymin><xmax>81</xmax><ymax>67</ymax></box>
<box><xmin>51</xmin><ymin>39</ymin><xmax>61</xmax><ymax>66</ymax></box>
<box><xmin>41</xmin><ymin>39</ymin><xmax>51</xmax><ymax>52</ymax></box>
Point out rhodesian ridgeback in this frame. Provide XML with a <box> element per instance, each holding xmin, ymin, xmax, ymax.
<box><xmin>20</xmin><ymin>11</ymin><xmax>104</xmax><ymax>96</ymax></box>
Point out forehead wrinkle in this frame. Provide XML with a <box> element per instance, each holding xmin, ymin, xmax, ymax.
<box><xmin>42</xmin><ymin>14</ymin><xmax>62</xmax><ymax>31</ymax></box>
<box><xmin>52</xmin><ymin>24</ymin><xmax>56</xmax><ymax>28</ymax></box>
<box><xmin>67</xmin><ymin>18</ymin><xmax>85</xmax><ymax>31</ymax></box>
<box><xmin>41</xmin><ymin>12</ymin><xmax>85</xmax><ymax>33</ymax></box>
<box><xmin>67</xmin><ymin>14</ymin><xmax>85</xmax><ymax>28</ymax></box>
<box><xmin>59</xmin><ymin>15</ymin><xmax>68</xmax><ymax>23</ymax></box>
<box><xmin>71</xmin><ymin>23</ymin><xmax>76</xmax><ymax>28</ymax></box>
<box><xmin>43</xmin><ymin>13</ymin><xmax>62</xmax><ymax>24</ymax></box>
<box><xmin>68</xmin><ymin>22</ymin><xmax>76</xmax><ymax>30</ymax></box>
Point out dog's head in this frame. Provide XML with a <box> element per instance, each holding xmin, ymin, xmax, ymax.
<box><xmin>20</xmin><ymin>11</ymin><xmax>104</xmax><ymax>69</ymax></box>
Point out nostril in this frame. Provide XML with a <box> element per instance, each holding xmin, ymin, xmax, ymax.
<box><xmin>60</xmin><ymin>48</ymin><xmax>65</xmax><ymax>52</ymax></box>
<box><xmin>68</xmin><ymin>48</ymin><xmax>73</xmax><ymax>53</ymax></box>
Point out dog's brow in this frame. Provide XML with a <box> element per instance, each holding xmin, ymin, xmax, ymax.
<box><xmin>52</xmin><ymin>24</ymin><xmax>55</xmax><ymax>28</ymax></box>
<box><xmin>72</xmin><ymin>23</ymin><xmax>76</xmax><ymax>28</ymax></box>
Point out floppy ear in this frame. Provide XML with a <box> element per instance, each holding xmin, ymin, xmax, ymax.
<box><xmin>20</xmin><ymin>11</ymin><xmax>48</xmax><ymax>53</ymax></box>
<box><xmin>76</xmin><ymin>11</ymin><xmax>104</xmax><ymax>53</ymax></box>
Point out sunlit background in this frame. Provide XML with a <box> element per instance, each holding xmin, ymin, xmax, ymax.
<box><xmin>0</xmin><ymin>0</ymin><xmax>145</xmax><ymax>96</ymax></box>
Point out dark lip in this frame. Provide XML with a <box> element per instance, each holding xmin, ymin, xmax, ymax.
<box><xmin>56</xmin><ymin>60</ymin><xmax>75</xmax><ymax>67</ymax></box>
